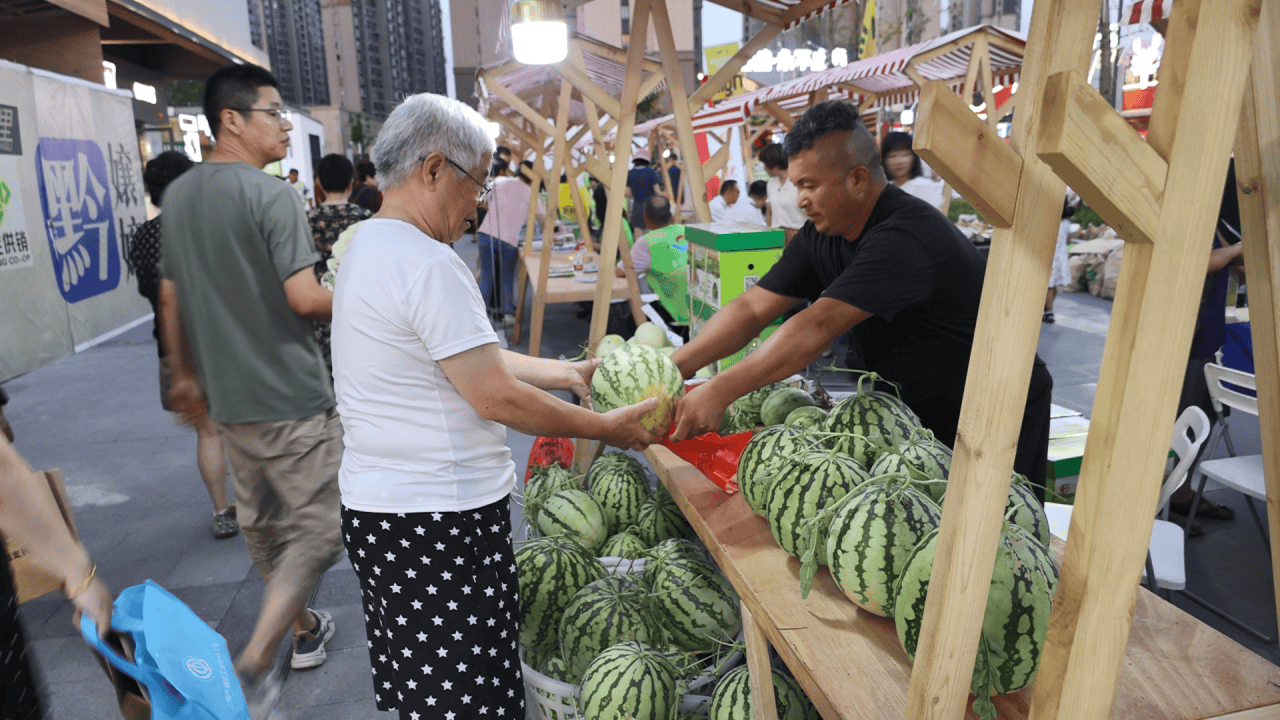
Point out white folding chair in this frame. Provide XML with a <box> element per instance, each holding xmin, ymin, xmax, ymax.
<box><xmin>1189</xmin><ymin>363</ymin><xmax>1268</xmax><ymax>552</ymax></box>
<box><xmin>1044</xmin><ymin>406</ymin><xmax>1272</xmax><ymax>642</ymax></box>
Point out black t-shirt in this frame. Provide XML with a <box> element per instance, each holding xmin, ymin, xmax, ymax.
<box><xmin>757</xmin><ymin>184</ymin><xmax>993</xmax><ymax>446</ymax></box>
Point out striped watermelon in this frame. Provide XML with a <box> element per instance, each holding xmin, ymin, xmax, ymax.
<box><xmin>800</xmin><ymin>474</ymin><xmax>941</xmax><ymax>617</ymax></box>
<box><xmin>894</xmin><ymin>522</ymin><xmax>1059</xmax><ymax>720</ymax></box>
<box><xmin>643</xmin><ymin>538</ymin><xmax>711</xmax><ymax>586</ymax></box>
<box><xmin>737</xmin><ymin>425</ymin><xmax>819</xmax><ymax>515</ymax></box>
<box><xmin>560</xmin><ymin>574</ymin><xmax>661</xmax><ymax>678</ymax></box>
<box><xmin>765</xmin><ymin>449</ymin><xmax>870</xmax><ymax>559</ymax></box>
<box><xmin>823</xmin><ymin>384</ymin><xmax>920</xmax><ymax>467</ymax></box>
<box><xmin>897</xmin><ymin>429</ymin><xmax>953</xmax><ymax>503</ymax></box>
<box><xmin>600</xmin><ymin>526</ymin><xmax>649</xmax><ymax>559</ymax></box>
<box><xmin>761</xmin><ymin>387</ymin><xmax>818</xmax><ymax>426</ymax></box>
<box><xmin>592</xmin><ymin>451</ymin><xmax>647</xmax><ymax>476</ymax></box>
<box><xmin>637</xmin><ymin>490</ymin><xmax>693</xmax><ymax>547</ymax></box>
<box><xmin>515</xmin><ymin>536</ymin><xmax>608</xmax><ymax>652</ymax></box>
<box><xmin>648</xmin><ymin>556</ymin><xmax>741</xmax><ymax>653</ymax></box>
<box><xmin>525</xmin><ymin>465</ymin><xmax>580</xmax><ymax>528</ymax></box>
<box><xmin>536</xmin><ymin>488</ymin><xmax>609</xmax><ymax>554</ymax></box>
<box><xmin>709</xmin><ymin>665</ymin><xmax>819</xmax><ymax>720</ymax></box>
<box><xmin>586</xmin><ymin>460</ymin><xmax>651</xmax><ymax>535</ymax></box>
<box><xmin>579</xmin><ymin>641</ymin><xmax>680</xmax><ymax>720</ymax></box>
<box><xmin>936</xmin><ymin>473</ymin><xmax>1051</xmax><ymax>548</ymax></box>
<box><xmin>591</xmin><ymin>343</ymin><xmax>685</xmax><ymax>433</ymax></box>
<box><xmin>785</xmin><ymin>405</ymin><xmax>828</xmax><ymax>430</ymax></box>
<box><xmin>728</xmin><ymin>382</ymin><xmax>785</xmax><ymax>429</ymax></box>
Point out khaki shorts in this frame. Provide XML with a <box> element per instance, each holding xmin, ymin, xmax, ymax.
<box><xmin>218</xmin><ymin>409</ymin><xmax>344</xmax><ymax>588</ymax></box>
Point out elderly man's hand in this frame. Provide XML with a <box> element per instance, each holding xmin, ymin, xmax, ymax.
<box><xmin>564</xmin><ymin>358</ymin><xmax>600</xmax><ymax>401</ymax></box>
<box><xmin>669</xmin><ymin>383</ymin><xmax>729</xmax><ymax>442</ymax></box>
<box><xmin>600</xmin><ymin>398</ymin><xmax>665</xmax><ymax>451</ymax></box>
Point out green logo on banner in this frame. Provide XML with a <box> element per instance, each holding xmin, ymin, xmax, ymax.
<box><xmin>0</xmin><ymin>180</ymin><xmax>10</xmax><ymax>226</ymax></box>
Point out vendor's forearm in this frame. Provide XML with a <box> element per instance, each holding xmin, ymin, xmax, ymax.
<box><xmin>673</xmin><ymin>300</ymin><xmax>776</xmax><ymax>378</ymax></box>
<box><xmin>501</xmin><ymin>349</ymin><xmax>570</xmax><ymax>391</ymax></box>
<box><xmin>701</xmin><ymin>318</ymin><xmax>831</xmax><ymax>405</ymax></box>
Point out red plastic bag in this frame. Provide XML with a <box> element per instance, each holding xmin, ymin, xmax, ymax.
<box><xmin>662</xmin><ymin>430</ymin><xmax>754</xmax><ymax>495</ymax></box>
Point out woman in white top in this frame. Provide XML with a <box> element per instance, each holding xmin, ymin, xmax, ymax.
<box><xmin>330</xmin><ymin>93</ymin><xmax>661</xmax><ymax>720</ymax></box>
<box><xmin>759</xmin><ymin>143</ymin><xmax>807</xmax><ymax>245</ymax></box>
<box><xmin>880</xmin><ymin>131</ymin><xmax>947</xmax><ymax>210</ymax></box>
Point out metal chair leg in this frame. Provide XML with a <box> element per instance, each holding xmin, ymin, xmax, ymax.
<box><xmin>1145</xmin><ymin>554</ymin><xmax>1159</xmax><ymax>594</ymax></box>
<box><xmin>1179</xmin><ymin>590</ymin><xmax>1276</xmax><ymax>644</ymax></box>
<box><xmin>1187</xmin><ymin>470</ymin><xmax>1209</xmax><ymax>540</ymax></box>
<box><xmin>1244</xmin><ymin>495</ymin><xmax>1272</xmax><ymax>557</ymax></box>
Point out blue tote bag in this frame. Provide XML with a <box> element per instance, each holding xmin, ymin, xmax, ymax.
<box><xmin>80</xmin><ymin>580</ymin><xmax>251</xmax><ymax>720</ymax></box>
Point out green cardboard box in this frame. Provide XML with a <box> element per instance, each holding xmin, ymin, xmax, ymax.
<box><xmin>686</xmin><ymin>223</ymin><xmax>786</xmax><ymax>373</ymax></box>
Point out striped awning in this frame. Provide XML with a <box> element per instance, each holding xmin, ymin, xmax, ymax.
<box><xmin>706</xmin><ymin>0</ymin><xmax>856</xmax><ymax>29</ymax></box>
<box><xmin>1124</xmin><ymin>0</ymin><xmax>1169</xmax><ymax>25</ymax></box>
<box><xmin>687</xmin><ymin>24</ymin><xmax>1025</xmax><ymax>132</ymax></box>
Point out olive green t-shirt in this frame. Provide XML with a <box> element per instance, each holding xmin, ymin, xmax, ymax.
<box><xmin>159</xmin><ymin>162</ymin><xmax>334</xmax><ymax>424</ymax></box>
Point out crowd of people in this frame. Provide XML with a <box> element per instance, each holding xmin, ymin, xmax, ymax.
<box><xmin>1</xmin><ymin>54</ymin><xmax>1250</xmax><ymax>720</ymax></box>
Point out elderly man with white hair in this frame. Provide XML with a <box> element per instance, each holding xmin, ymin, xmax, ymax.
<box><xmin>330</xmin><ymin>93</ymin><xmax>662</xmax><ymax>720</ymax></box>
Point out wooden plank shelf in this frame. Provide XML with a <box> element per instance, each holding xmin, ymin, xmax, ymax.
<box><xmin>644</xmin><ymin>444</ymin><xmax>1280</xmax><ymax>720</ymax></box>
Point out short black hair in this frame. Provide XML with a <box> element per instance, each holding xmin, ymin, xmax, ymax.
<box><xmin>632</xmin><ymin>157</ymin><xmax>651</xmax><ymax>166</ymax></box>
<box><xmin>143</xmin><ymin>150</ymin><xmax>194</xmax><ymax>207</ymax></box>
<box><xmin>288</xmin><ymin>168</ymin><xmax>299</xmax><ymax>176</ymax></box>
<box><xmin>496</xmin><ymin>145</ymin><xmax>512</xmax><ymax>158</ymax></box>
<box><xmin>644</xmin><ymin>194</ymin><xmax>673</xmax><ymax>228</ymax></box>
<box><xmin>668</xmin><ymin>151</ymin><xmax>678</xmax><ymax>161</ymax></box>
<box><xmin>748</xmin><ymin>180</ymin><xmax>768</xmax><ymax>198</ymax></box>
<box><xmin>759</xmin><ymin>143</ymin><xmax>787</xmax><ymax>171</ymax></box>
<box><xmin>518</xmin><ymin>160</ymin><xmax>535</xmax><ymax>184</ymax></box>
<box><xmin>317</xmin><ymin>154</ymin><xmax>355</xmax><ymax>193</ymax></box>
<box><xmin>202</xmin><ymin>64</ymin><xmax>280</xmax><ymax>140</ymax></box>
<box><xmin>879</xmin><ymin>131</ymin><xmax>923</xmax><ymax>180</ymax></box>
<box><xmin>785</xmin><ymin>100</ymin><xmax>883</xmax><ymax>178</ymax></box>
<box><xmin>355</xmin><ymin>160</ymin><xmax>376</xmax><ymax>182</ymax></box>
<box><xmin>719</xmin><ymin>179</ymin><xmax>739</xmax><ymax>196</ymax></box>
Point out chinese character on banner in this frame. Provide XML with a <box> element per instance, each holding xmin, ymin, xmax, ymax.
<box><xmin>108</xmin><ymin>143</ymin><xmax>140</xmax><ymax>209</ymax></box>
<box><xmin>0</xmin><ymin>105</ymin><xmax>22</xmax><ymax>156</ymax></box>
<box><xmin>35</xmin><ymin>138</ymin><xmax>120</xmax><ymax>301</ymax></box>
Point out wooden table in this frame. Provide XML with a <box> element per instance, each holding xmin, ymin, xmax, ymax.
<box><xmin>645</xmin><ymin>444</ymin><xmax>1280</xmax><ymax>720</ymax></box>
<box><xmin>513</xmin><ymin>247</ymin><xmax>643</xmax><ymax>356</ymax></box>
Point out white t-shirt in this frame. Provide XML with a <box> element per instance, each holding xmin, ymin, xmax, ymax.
<box><xmin>332</xmin><ymin>219</ymin><xmax>515</xmax><ymax>513</ymax></box>
<box><xmin>899</xmin><ymin>176</ymin><xmax>947</xmax><ymax>210</ymax></box>
<box><xmin>767</xmin><ymin>177</ymin><xmax>807</xmax><ymax>229</ymax></box>
<box><xmin>724</xmin><ymin>201</ymin><xmax>767</xmax><ymax>226</ymax></box>
<box><xmin>708</xmin><ymin>195</ymin><xmax>730</xmax><ymax>223</ymax></box>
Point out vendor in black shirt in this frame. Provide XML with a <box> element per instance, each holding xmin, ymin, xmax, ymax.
<box><xmin>670</xmin><ymin>100</ymin><xmax>1053</xmax><ymax>493</ymax></box>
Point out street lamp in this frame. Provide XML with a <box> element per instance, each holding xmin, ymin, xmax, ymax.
<box><xmin>510</xmin><ymin>0</ymin><xmax>568</xmax><ymax>65</ymax></box>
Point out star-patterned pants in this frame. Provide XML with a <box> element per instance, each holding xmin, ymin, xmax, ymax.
<box><xmin>342</xmin><ymin>498</ymin><xmax>525</xmax><ymax>720</ymax></box>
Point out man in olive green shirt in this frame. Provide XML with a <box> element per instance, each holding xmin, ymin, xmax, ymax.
<box><xmin>158</xmin><ymin>64</ymin><xmax>341</xmax><ymax>718</ymax></box>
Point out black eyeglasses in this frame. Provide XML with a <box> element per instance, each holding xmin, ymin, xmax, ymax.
<box><xmin>422</xmin><ymin>154</ymin><xmax>493</xmax><ymax>203</ymax></box>
<box><xmin>229</xmin><ymin>107</ymin><xmax>293</xmax><ymax>123</ymax></box>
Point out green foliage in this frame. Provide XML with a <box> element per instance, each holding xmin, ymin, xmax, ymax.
<box><xmin>165</xmin><ymin>80</ymin><xmax>202</xmax><ymax>107</ymax></box>
<box><xmin>946</xmin><ymin>198</ymin><xmax>984</xmax><ymax>224</ymax></box>
<box><xmin>1071</xmin><ymin>203</ymin><xmax>1106</xmax><ymax>228</ymax></box>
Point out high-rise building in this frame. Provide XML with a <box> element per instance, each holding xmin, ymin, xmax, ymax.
<box><xmin>250</xmin><ymin>0</ymin><xmax>331</xmax><ymax>106</ymax></box>
<box><xmin>351</xmin><ymin>0</ymin><xmax>449</xmax><ymax>119</ymax></box>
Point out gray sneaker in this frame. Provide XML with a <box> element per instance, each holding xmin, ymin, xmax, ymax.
<box><xmin>237</xmin><ymin>668</ymin><xmax>285</xmax><ymax>720</ymax></box>
<box><xmin>290</xmin><ymin>609</ymin><xmax>335</xmax><ymax>669</ymax></box>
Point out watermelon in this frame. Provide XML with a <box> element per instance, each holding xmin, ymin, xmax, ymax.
<box><xmin>536</xmin><ymin>487</ymin><xmax>609</xmax><ymax>554</ymax></box>
<box><xmin>560</xmin><ymin>574</ymin><xmax>661</xmax><ymax>678</ymax></box>
<box><xmin>586</xmin><ymin>460</ymin><xmax>651</xmax><ymax>534</ymax></box>
<box><xmin>800</xmin><ymin>474</ymin><xmax>941</xmax><ymax>617</ymax></box>
<box><xmin>591</xmin><ymin>343</ymin><xmax>685</xmax><ymax>433</ymax></box>
<box><xmin>524</xmin><ymin>465</ymin><xmax>580</xmax><ymax>529</ymax></box>
<box><xmin>515</xmin><ymin>536</ymin><xmax>608</xmax><ymax>652</ymax></box>
<box><xmin>632</xmin><ymin>322</ymin><xmax>671</xmax><ymax>348</ymax></box>
<box><xmin>595</xmin><ymin>333</ymin><xmax>627</xmax><ymax>358</ymax></box>
<box><xmin>600</xmin><ymin>526</ymin><xmax>649</xmax><ymax>559</ymax></box>
<box><xmin>592</xmin><ymin>451</ymin><xmax>647</xmax><ymax>477</ymax></box>
<box><xmin>897</xmin><ymin>429</ymin><xmax>953</xmax><ymax>503</ymax></box>
<box><xmin>761</xmin><ymin>387</ymin><xmax>818</xmax><ymax>426</ymax></box>
<box><xmin>579</xmin><ymin>641</ymin><xmax>680</xmax><ymax>720</ymax></box>
<box><xmin>764</xmin><ymin>449</ymin><xmax>870</xmax><ymax>559</ymax></box>
<box><xmin>895</xmin><ymin>523</ymin><xmax>1059</xmax><ymax>720</ymax></box>
<box><xmin>643</xmin><ymin>538</ymin><xmax>711</xmax><ymax>587</ymax></box>
<box><xmin>935</xmin><ymin>473</ymin><xmax>1051</xmax><ymax>548</ymax></box>
<box><xmin>709</xmin><ymin>665</ymin><xmax>819</xmax><ymax>720</ymax></box>
<box><xmin>637</xmin><ymin>490</ymin><xmax>694</xmax><ymax>547</ymax></box>
<box><xmin>737</xmin><ymin>425</ymin><xmax>819</xmax><ymax>515</ymax></box>
<box><xmin>785</xmin><ymin>405</ymin><xmax>828</xmax><ymax>430</ymax></box>
<box><xmin>729</xmin><ymin>382</ymin><xmax>785</xmax><ymax>428</ymax></box>
<box><xmin>822</xmin><ymin>378</ymin><xmax>921</xmax><ymax>467</ymax></box>
<box><xmin>720</xmin><ymin>403</ymin><xmax>756</xmax><ymax>435</ymax></box>
<box><xmin>648</xmin><ymin>556</ymin><xmax>741</xmax><ymax>653</ymax></box>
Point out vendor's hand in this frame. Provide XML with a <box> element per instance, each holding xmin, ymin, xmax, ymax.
<box><xmin>70</xmin><ymin>577</ymin><xmax>114</xmax><ymax>639</ymax></box>
<box><xmin>601</xmin><ymin>398</ymin><xmax>665</xmax><ymax>451</ymax></box>
<box><xmin>670</xmin><ymin>383</ymin><xmax>729</xmax><ymax>443</ymax></box>
<box><xmin>565</xmin><ymin>358</ymin><xmax>600</xmax><ymax>400</ymax></box>
<box><xmin>167</xmin><ymin>375</ymin><xmax>209</xmax><ymax>428</ymax></box>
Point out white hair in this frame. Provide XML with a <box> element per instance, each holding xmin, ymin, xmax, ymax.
<box><xmin>371</xmin><ymin>93</ymin><xmax>496</xmax><ymax>192</ymax></box>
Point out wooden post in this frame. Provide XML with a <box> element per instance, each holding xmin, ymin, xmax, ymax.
<box><xmin>651</xmin><ymin>0</ymin><xmax>712</xmax><ymax>223</ymax></box>
<box><xmin>741</xmin><ymin>602</ymin><xmax>778</xmax><ymax>720</ymax></box>
<box><xmin>512</xmin><ymin>146</ymin><xmax>546</xmax><ymax>346</ymax></box>
<box><xmin>901</xmin><ymin>1</ymin><xmax>1101</xmax><ymax>718</ymax></box>
<box><xmin>528</xmin><ymin>82</ymin><xmax>575</xmax><ymax>358</ymax></box>
<box><xmin>1231</xmin><ymin>0</ymin><xmax>1280</xmax><ymax>640</ymax></box>
<box><xmin>586</xmin><ymin>0</ymin><xmax>651</xmax><ymax>352</ymax></box>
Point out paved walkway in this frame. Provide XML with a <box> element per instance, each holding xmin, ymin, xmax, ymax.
<box><xmin>8</xmin><ymin>244</ymin><xmax>1274</xmax><ymax>718</ymax></box>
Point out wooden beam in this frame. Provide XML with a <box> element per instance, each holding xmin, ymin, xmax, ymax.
<box><xmin>913</xmin><ymin>81</ymin><xmax>1022</xmax><ymax>228</ymax></box>
<box><xmin>901</xmin><ymin>0</ymin><xmax>1097</xmax><ymax>716</ymax></box>
<box><xmin>652</xmin><ymin>0</ymin><xmax>713</xmax><ymax>222</ymax></box>
<box><xmin>1027</xmin><ymin>0</ymin><xmax>1262</xmax><ymax>717</ymax></box>
<box><xmin>702</xmin><ymin>140</ymin><xmax>731</xmax><ymax>178</ymax></box>
<box><xmin>1037</xmin><ymin>70</ymin><xmax>1165</xmax><ymax>245</ymax></box>
<box><xmin>778</xmin><ymin>0</ymin><xmax>847</xmax><ymax>28</ymax></box>
<box><xmin>553</xmin><ymin>60</ymin><xmax>624</xmax><ymax>120</ymax></box>
<box><xmin>483</xmin><ymin>73</ymin><xmax>557</xmax><ymax>138</ymax></box>
<box><xmin>688</xmin><ymin>23</ymin><xmax>783</xmax><ymax>111</ymax></box>
<box><xmin>529</xmin><ymin>81</ymin><xmax>576</xmax><ymax>358</ymax></box>
<box><xmin>703</xmin><ymin>0</ymin><xmax>783</xmax><ymax>27</ymax></box>
<box><xmin>759</xmin><ymin>101</ymin><xmax>795</xmax><ymax>130</ymax></box>
<box><xmin>741</xmin><ymin>603</ymin><xmax>779</xmax><ymax>720</ymax></box>
<box><xmin>1229</xmin><ymin>0</ymin><xmax>1280</xmax><ymax>664</ymax></box>
<box><xmin>513</xmin><ymin>145</ymin><xmax>547</xmax><ymax>347</ymax></box>
<box><xmin>638</xmin><ymin>69</ymin><xmax>667</xmax><ymax>103</ymax></box>
<box><xmin>587</xmin><ymin>0</ymin><xmax>652</xmax><ymax>352</ymax></box>
<box><xmin>577</xmin><ymin>34</ymin><xmax>663</xmax><ymax>74</ymax></box>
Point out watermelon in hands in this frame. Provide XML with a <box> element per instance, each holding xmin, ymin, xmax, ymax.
<box><xmin>591</xmin><ymin>343</ymin><xmax>685</xmax><ymax>435</ymax></box>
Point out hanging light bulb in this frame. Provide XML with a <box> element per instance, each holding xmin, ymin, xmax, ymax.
<box><xmin>510</xmin><ymin>0</ymin><xmax>568</xmax><ymax>65</ymax></box>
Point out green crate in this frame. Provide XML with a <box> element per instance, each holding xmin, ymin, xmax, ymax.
<box><xmin>686</xmin><ymin>223</ymin><xmax>786</xmax><ymax>373</ymax></box>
